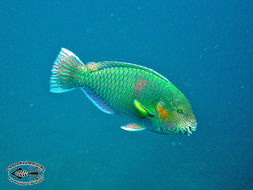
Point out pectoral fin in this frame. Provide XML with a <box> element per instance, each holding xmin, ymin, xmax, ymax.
<box><xmin>120</xmin><ymin>123</ymin><xmax>145</xmax><ymax>132</ymax></box>
<box><xmin>134</xmin><ymin>99</ymin><xmax>154</xmax><ymax>117</ymax></box>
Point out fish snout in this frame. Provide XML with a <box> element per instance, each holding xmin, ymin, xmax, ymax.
<box><xmin>186</xmin><ymin>120</ymin><xmax>197</xmax><ymax>135</ymax></box>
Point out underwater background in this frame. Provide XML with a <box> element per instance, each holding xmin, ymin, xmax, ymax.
<box><xmin>0</xmin><ymin>0</ymin><xmax>252</xmax><ymax>189</ymax></box>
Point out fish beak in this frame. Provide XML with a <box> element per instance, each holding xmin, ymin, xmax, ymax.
<box><xmin>186</xmin><ymin>121</ymin><xmax>197</xmax><ymax>135</ymax></box>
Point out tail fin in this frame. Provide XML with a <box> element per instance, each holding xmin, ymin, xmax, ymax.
<box><xmin>50</xmin><ymin>48</ymin><xmax>86</xmax><ymax>93</ymax></box>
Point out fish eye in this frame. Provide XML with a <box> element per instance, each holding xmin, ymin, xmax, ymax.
<box><xmin>177</xmin><ymin>109</ymin><xmax>183</xmax><ymax>114</ymax></box>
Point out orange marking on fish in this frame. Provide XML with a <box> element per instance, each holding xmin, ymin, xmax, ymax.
<box><xmin>157</xmin><ymin>104</ymin><xmax>172</xmax><ymax>122</ymax></box>
<box><xmin>134</xmin><ymin>78</ymin><xmax>148</xmax><ymax>93</ymax></box>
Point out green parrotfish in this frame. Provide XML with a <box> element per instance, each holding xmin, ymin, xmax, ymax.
<box><xmin>50</xmin><ymin>48</ymin><xmax>197</xmax><ymax>135</ymax></box>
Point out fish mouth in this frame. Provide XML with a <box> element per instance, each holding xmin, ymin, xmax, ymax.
<box><xmin>183</xmin><ymin>121</ymin><xmax>197</xmax><ymax>136</ymax></box>
<box><xmin>155</xmin><ymin>119</ymin><xmax>197</xmax><ymax>135</ymax></box>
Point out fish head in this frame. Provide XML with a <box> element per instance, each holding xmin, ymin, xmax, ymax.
<box><xmin>152</xmin><ymin>95</ymin><xmax>197</xmax><ymax>135</ymax></box>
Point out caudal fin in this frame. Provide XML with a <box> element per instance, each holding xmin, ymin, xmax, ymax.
<box><xmin>50</xmin><ymin>48</ymin><xmax>86</xmax><ymax>93</ymax></box>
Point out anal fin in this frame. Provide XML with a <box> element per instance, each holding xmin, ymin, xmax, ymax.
<box><xmin>81</xmin><ymin>88</ymin><xmax>114</xmax><ymax>114</ymax></box>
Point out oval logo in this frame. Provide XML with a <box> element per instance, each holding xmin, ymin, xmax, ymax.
<box><xmin>7</xmin><ymin>161</ymin><xmax>45</xmax><ymax>186</ymax></box>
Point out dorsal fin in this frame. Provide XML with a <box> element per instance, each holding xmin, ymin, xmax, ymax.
<box><xmin>86</xmin><ymin>62</ymin><xmax>170</xmax><ymax>82</ymax></box>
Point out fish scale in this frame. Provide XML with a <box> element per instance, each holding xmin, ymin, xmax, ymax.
<box><xmin>82</xmin><ymin>66</ymin><xmax>167</xmax><ymax>117</ymax></box>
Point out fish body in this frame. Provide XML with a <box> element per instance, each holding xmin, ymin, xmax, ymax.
<box><xmin>50</xmin><ymin>48</ymin><xmax>197</xmax><ymax>135</ymax></box>
<box><xmin>14</xmin><ymin>170</ymin><xmax>28</xmax><ymax>177</ymax></box>
<box><xmin>11</xmin><ymin>168</ymin><xmax>28</xmax><ymax>179</ymax></box>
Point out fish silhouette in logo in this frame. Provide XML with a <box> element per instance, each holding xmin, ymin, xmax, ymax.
<box><xmin>11</xmin><ymin>168</ymin><xmax>39</xmax><ymax>180</ymax></box>
<box><xmin>7</xmin><ymin>161</ymin><xmax>45</xmax><ymax>186</ymax></box>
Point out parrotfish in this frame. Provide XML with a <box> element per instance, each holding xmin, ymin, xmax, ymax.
<box><xmin>50</xmin><ymin>48</ymin><xmax>197</xmax><ymax>135</ymax></box>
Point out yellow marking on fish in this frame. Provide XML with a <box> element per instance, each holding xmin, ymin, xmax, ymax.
<box><xmin>134</xmin><ymin>99</ymin><xmax>149</xmax><ymax>117</ymax></box>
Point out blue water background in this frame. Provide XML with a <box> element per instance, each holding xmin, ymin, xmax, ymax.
<box><xmin>0</xmin><ymin>0</ymin><xmax>252</xmax><ymax>189</ymax></box>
